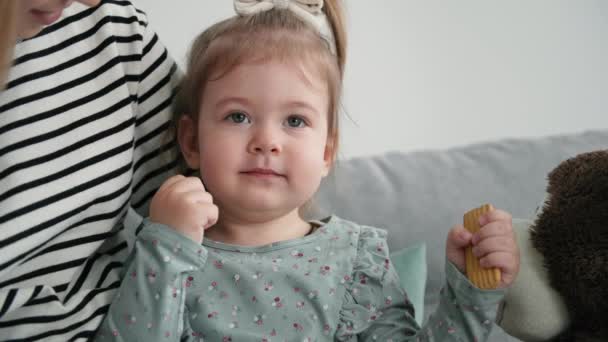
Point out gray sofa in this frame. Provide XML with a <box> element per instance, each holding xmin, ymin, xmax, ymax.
<box><xmin>310</xmin><ymin>129</ymin><xmax>608</xmax><ymax>341</ymax></box>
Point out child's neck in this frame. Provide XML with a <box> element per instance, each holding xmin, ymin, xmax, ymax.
<box><xmin>204</xmin><ymin>209</ymin><xmax>311</xmax><ymax>246</ymax></box>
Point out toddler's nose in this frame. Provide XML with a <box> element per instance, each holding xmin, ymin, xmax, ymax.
<box><xmin>248</xmin><ymin>127</ymin><xmax>282</xmax><ymax>155</ymax></box>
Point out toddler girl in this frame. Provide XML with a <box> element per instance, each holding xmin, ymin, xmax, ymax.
<box><xmin>96</xmin><ymin>0</ymin><xmax>519</xmax><ymax>340</ymax></box>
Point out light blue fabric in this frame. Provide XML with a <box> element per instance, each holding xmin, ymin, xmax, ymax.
<box><xmin>391</xmin><ymin>243</ymin><xmax>427</xmax><ymax>325</ymax></box>
<box><xmin>96</xmin><ymin>217</ymin><xmax>506</xmax><ymax>341</ymax></box>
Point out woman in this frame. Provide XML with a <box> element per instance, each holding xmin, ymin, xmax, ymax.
<box><xmin>0</xmin><ymin>1</ymin><xmax>180</xmax><ymax>340</ymax></box>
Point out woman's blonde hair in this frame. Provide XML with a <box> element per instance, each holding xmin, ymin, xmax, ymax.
<box><xmin>173</xmin><ymin>1</ymin><xmax>347</xmax><ymax>172</ymax></box>
<box><xmin>0</xmin><ymin>0</ymin><xmax>18</xmax><ymax>90</ymax></box>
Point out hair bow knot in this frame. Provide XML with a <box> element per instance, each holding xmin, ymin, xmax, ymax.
<box><xmin>233</xmin><ymin>0</ymin><xmax>336</xmax><ymax>54</ymax></box>
<box><xmin>272</xmin><ymin>0</ymin><xmax>290</xmax><ymax>10</ymax></box>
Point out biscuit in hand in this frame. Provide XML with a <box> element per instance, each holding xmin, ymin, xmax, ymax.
<box><xmin>464</xmin><ymin>204</ymin><xmax>501</xmax><ymax>289</ymax></box>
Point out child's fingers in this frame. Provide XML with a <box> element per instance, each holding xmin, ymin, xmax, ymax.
<box><xmin>471</xmin><ymin>236</ymin><xmax>517</xmax><ymax>258</ymax></box>
<box><xmin>479</xmin><ymin>251</ymin><xmax>519</xmax><ymax>275</ymax></box>
<box><xmin>158</xmin><ymin>174</ymin><xmax>185</xmax><ymax>193</ymax></box>
<box><xmin>445</xmin><ymin>225</ymin><xmax>473</xmax><ymax>273</ymax></box>
<box><xmin>199</xmin><ymin>203</ymin><xmax>219</xmax><ymax>229</ymax></box>
<box><xmin>447</xmin><ymin>225</ymin><xmax>473</xmax><ymax>246</ymax></box>
<box><xmin>478</xmin><ymin>208</ymin><xmax>512</xmax><ymax>226</ymax></box>
<box><xmin>167</xmin><ymin>176</ymin><xmax>206</xmax><ymax>194</ymax></box>
<box><xmin>472</xmin><ymin>220</ymin><xmax>513</xmax><ymax>244</ymax></box>
<box><xmin>182</xmin><ymin>190</ymin><xmax>214</xmax><ymax>205</ymax></box>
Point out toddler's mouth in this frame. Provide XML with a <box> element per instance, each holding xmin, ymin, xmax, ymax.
<box><xmin>241</xmin><ymin>168</ymin><xmax>285</xmax><ymax>178</ymax></box>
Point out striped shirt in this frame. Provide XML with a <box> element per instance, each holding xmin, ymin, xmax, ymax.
<box><xmin>0</xmin><ymin>1</ymin><xmax>180</xmax><ymax>340</ymax></box>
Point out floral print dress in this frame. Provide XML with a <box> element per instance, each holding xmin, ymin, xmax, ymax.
<box><xmin>95</xmin><ymin>216</ymin><xmax>505</xmax><ymax>341</ymax></box>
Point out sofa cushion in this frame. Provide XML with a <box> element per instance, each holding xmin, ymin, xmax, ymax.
<box><xmin>390</xmin><ymin>243</ymin><xmax>427</xmax><ymax>325</ymax></box>
<box><xmin>309</xmin><ymin>129</ymin><xmax>608</xmax><ymax>340</ymax></box>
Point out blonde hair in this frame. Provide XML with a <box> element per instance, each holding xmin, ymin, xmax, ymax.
<box><xmin>173</xmin><ymin>1</ymin><xmax>347</xmax><ymax>171</ymax></box>
<box><xmin>0</xmin><ymin>0</ymin><xmax>18</xmax><ymax>90</ymax></box>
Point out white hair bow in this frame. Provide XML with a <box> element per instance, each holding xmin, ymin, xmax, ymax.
<box><xmin>233</xmin><ymin>0</ymin><xmax>337</xmax><ymax>54</ymax></box>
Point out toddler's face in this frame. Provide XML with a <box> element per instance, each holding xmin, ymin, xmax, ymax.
<box><xmin>181</xmin><ymin>59</ymin><xmax>332</xmax><ymax>223</ymax></box>
<box><xmin>17</xmin><ymin>0</ymin><xmax>101</xmax><ymax>39</ymax></box>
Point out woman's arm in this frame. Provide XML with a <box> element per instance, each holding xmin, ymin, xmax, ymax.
<box><xmin>0</xmin><ymin>2</ymin><xmax>181</xmax><ymax>340</ymax></box>
<box><xmin>0</xmin><ymin>0</ymin><xmax>17</xmax><ymax>89</ymax></box>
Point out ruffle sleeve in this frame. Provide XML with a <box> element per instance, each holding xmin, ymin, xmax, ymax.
<box><xmin>336</xmin><ymin>226</ymin><xmax>419</xmax><ymax>341</ymax></box>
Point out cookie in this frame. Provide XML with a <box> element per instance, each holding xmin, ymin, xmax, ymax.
<box><xmin>464</xmin><ymin>204</ymin><xmax>501</xmax><ymax>289</ymax></box>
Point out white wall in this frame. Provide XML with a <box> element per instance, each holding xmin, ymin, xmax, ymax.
<box><xmin>134</xmin><ymin>1</ymin><xmax>608</xmax><ymax>159</ymax></box>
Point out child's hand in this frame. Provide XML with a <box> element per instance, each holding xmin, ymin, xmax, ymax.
<box><xmin>150</xmin><ymin>175</ymin><xmax>218</xmax><ymax>243</ymax></box>
<box><xmin>445</xmin><ymin>209</ymin><xmax>520</xmax><ymax>288</ymax></box>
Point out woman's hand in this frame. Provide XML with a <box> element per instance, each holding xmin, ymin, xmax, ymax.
<box><xmin>150</xmin><ymin>175</ymin><xmax>218</xmax><ymax>243</ymax></box>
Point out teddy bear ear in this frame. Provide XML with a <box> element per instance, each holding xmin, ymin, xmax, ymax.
<box><xmin>546</xmin><ymin>150</ymin><xmax>608</xmax><ymax>201</ymax></box>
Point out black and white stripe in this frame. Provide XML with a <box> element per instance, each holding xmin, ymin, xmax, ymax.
<box><xmin>0</xmin><ymin>1</ymin><xmax>180</xmax><ymax>340</ymax></box>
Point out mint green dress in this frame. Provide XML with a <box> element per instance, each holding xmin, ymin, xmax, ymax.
<box><xmin>95</xmin><ymin>216</ymin><xmax>505</xmax><ymax>341</ymax></box>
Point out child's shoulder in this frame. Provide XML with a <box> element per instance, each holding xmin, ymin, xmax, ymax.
<box><xmin>328</xmin><ymin>216</ymin><xmax>389</xmax><ymax>239</ymax></box>
<box><xmin>324</xmin><ymin>216</ymin><xmax>390</xmax><ymax>255</ymax></box>
<box><xmin>326</xmin><ymin>216</ymin><xmax>394</xmax><ymax>282</ymax></box>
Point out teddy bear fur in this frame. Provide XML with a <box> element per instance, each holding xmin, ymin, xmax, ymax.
<box><xmin>530</xmin><ymin>150</ymin><xmax>608</xmax><ymax>342</ymax></box>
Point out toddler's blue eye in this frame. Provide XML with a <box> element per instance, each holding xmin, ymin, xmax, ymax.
<box><xmin>227</xmin><ymin>112</ymin><xmax>249</xmax><ymax>123</ymax></box>
<box><xmin>286</xmin><ymin>116</ymin><xmax>305</xmax><ymax>128</ymax></box>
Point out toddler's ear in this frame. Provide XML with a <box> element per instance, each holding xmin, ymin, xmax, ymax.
<box><xmin>177</xmin><ymin>115</ymin><xmax>200</xmax><ymax>169</ymax></box>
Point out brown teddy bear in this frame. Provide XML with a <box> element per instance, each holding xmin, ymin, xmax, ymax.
<box><xmin>530</xmin><ymin>150</ymin><xmax>608</xmax><ymax>341</ymax></box>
